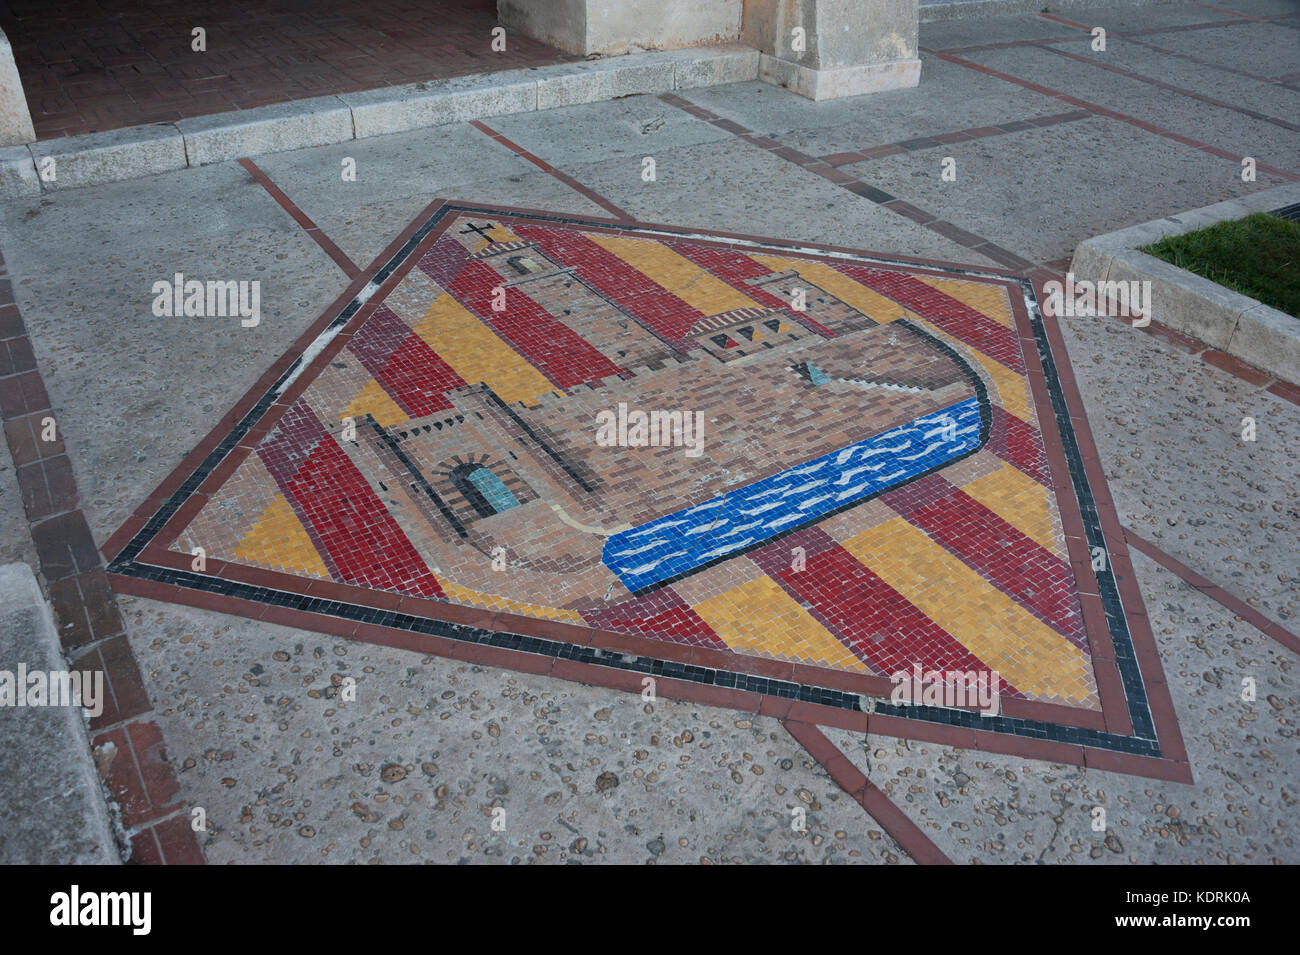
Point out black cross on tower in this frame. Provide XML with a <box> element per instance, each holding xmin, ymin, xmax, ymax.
<box><xmin>459</xmin><ymin>221</ymin><xmax>496</xmax><ymax>241</ymax></box>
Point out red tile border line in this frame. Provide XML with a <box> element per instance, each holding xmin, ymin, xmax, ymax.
<box><xmin>0</xmin><ymin>254</ymin><xmax>204</xmax><ymax>865</ymax></box>
<box><xmin>1032</xmin><ymin>44</ymin><xmax>1300</xmax><ymax>132</ymax></box>
<box><xmin>237</xmin><ymin>158</ymin><xmax>362</xmax><ymax>280</ymax></box>
<box><xmin>469</xmin><ymin>119</ymin><xmax>633</xmax><ymax>221</ymax></box>
<box><xmin>816</xmin><ymin>110</ymin><xmax>1096</xmax><ymax>167</ymax></box>
<box><xmin>1187</xmin><ymin>2</ymin><xmax>1271</xmax><ymax>22</ymax></box>
<box><xmin>936</xmin><ymin>11</ymin><xmax>1295</xmax><ymax>55</ymax></box>
<box><xmin>98</xmin><ymin>199</ymin><xmax>1200</xmax><ymax>784</ymax></box>
<box><xmin>657</xmin><ymin>92</ymin><xmax>1037</xmax><ymax>271</ymax></box>
<box><xmin>934</xmin><ymin>35</ymin><xmax>1101</xmax><ymax>55</ymax></box>
<box><xmin>1038</xmin><ymin>11</ymin><xmax>1291</xmax><ymax>39</ymax></box>
<box><xmin>921</xmin><ymin>49</ymin><xmax>1300</xmax><ymax>183</ymax></box>
<box><xmin>783</xmin><ymin>719</ymin><xmax>954</xmax><ymax>864</ymax></box>
<box><xmin>1031</xmin><ymin>14</ymin><xmax>1284</xmax><ymax>85</ymax></box>
<box><xmin>1123</xmin><ymin>528</ymin><xmax>1300</xmax><ymax>656</ymax></box>
<box><xmin>1120</xmin><ymin>38</ymin><xmax>1282</xmax><ymax>86</ymax></box>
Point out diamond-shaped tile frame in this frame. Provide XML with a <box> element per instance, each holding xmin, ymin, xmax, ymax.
<box><xmin>103</xmin><ymin>200</ymin><xmax>1190</xmax><ymax>782</ymax></box>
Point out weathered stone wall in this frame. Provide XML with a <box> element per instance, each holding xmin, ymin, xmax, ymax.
<box><xmin>0</xmin><ymin>27</ymin><xmax>35</xmax><ymax>146</ymax></box>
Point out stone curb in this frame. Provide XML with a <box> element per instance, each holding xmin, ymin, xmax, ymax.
<box><xmin>177</xmin><ymin>94</ymin><xmax>355</xmax><ymax>167</ymax></box>
<box><xmin>1069</xmin><ymin>182</ymin><xmax>1300</xmax><ymax>385</ymax></box>
<box><xmin>0</xmin><ymin>562</ymin><xmax>121</xmax><ymax>864</ymax></box>
<box><xmin>0</xmin><ymin>45</ymin><xmax>759</xmax><ymax>199</ymax></box>
<box><xmin>28</xmin><ymin>123</ymin><xmax>188</xmax><ymax>191</ymax></box>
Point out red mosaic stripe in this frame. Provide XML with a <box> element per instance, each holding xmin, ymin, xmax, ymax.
<box><xmin>749</xmin><ymin>527</ymin><xmax>1022</xmax><ymax>697</ymax></box>
<box><xmin>988</xmin><ymin>405</ymin><xmax>1051</xmax><ymax>487</ymax></box>
<box><xmin>257</xmin><ymin>397</ymin><xmax>328</xmax><ymax>485</ymax></box>
<box><xmin>348</xmin><ymin>301</ymin><xmax>409</xmax><ymax>371</ymax></box>
<box><xmin>443</xmin><ymin>257</ymin><xmax>624</xmax><ymax>390</ymax></box>
<box><xmin>884</xmin><ymin>474</ymin><xmax>1088</xmax><ymax>649</ymax></box>
<box><xmin>265</xmin><ymin>402</ymin><xmax>442</xmax><ymax>598</ymax></box>
<box><xmin>511</xmin><ymin>224</ymin><xmax>702</xmax><ymax>349</ymax></box>
<box><xmin>666</xmin><ymin>242</ymin><xmax>838</xmax><ymax>338</ymax></box>
<box><xmin>581</xmin><ymin>587</ymin><xmax>726</xmax><ymax>650</ymax></box>
<box><xmin>347</xmin><ymin>304</ymin><xmax>463</xmax><ymax>417</ymax></box>
<box><xmin>416</xmin><ymin>233</ymin><xmax>472</xmax><ymax>292</ymax></box>
<box><xmin>376</xmin><ymin>333</ymin><xmax>464</xmax><ymax>417</ymax></box>
<box><xmin>666</xmin><ymin>243</ymin><xmax>787</xmax><ymax>308</ymax></box>
<box><xmin>836</xmin><ymin>264</ymin><xmax>1025</xmax><ymax>372</ymax></box>
<box><xmin>255</xmin><ymin>400</ymin><xmax>345</xmax><ymax>581</ymax></box>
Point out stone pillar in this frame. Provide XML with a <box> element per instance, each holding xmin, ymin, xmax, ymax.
<box><xmin>743</xmin><ymin>0</ymin><xmax>920</xmax><ymax>100</ymax></box>
<box><xmin>0</xmin><ymin>27</ymin><xmax>34</xmax><ymax>146</ymax></box>
<box><xmin>498</xmin><ymin>0</ymin><xmax>743</xmax><ymax>57</ymax></box>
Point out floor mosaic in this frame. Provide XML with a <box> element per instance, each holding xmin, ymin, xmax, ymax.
<box><xmin>104</xmin><ymin>201</ymin><xmax>1177</xmax><ymax>761</ymax></box>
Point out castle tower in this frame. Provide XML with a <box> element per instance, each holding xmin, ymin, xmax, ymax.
<box><xmin>745</xmin><ymin>268</ymin><xmax>880</xmax><ymax>337</ymax></box>
<box><xmin>473</xmin><ymin>238</ymin><xmax>683</xmax><ymax>371</ymax></box>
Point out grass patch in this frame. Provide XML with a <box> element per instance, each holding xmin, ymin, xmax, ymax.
<box><xmin>1140</xmin><ymin>212</ymin><xmax>1300</xmax><ymax>318</ymax></box>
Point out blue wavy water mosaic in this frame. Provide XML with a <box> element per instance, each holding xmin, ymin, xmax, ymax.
<box><xmin>602</xmin><ymin>396</ymin><xmax>985</xmax><ymax>592</ymax></box>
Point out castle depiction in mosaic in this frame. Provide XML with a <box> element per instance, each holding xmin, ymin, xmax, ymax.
<box><xmin>167</xmin><ymin>207</ymin><xmax>1100</xmax><ymax>710</ymax></box>
<box><xmin>326</xmin><ymin>219</ymin><xmax>986</xmax><ymax>608</ymax></box>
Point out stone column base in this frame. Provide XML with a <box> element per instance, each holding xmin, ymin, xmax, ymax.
<box><xmin>758</xmin><ymin>55</ymin><xmax>921</xmax><ymax>100</ymax></box>
<box><xmin>0</xmin><ymin>27</ymin><xmax>34</xmax><ymax>146</ymax></box>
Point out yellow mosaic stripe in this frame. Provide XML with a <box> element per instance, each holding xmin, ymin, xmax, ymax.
<box><xmin>748</xmin><ymin>253</ymin><xmax>911</xmax><ymax>323</ymax></box>
<box><xmin>234</xmin><ymin>493</ymin><xmax>329</xmax><ymax>578</ymax></box>
<box><xmin>694</xmin><ymin>574</ymin><xmax>867</xmax><ymax>672</ymax></box>
<box><xmin>412</xmin><ymin>292</ymin><xmax>553</xmax><ymax>405</ymax></box>
<box><xmin>439</xmin><ymin>579</ymin><xmax>584</xmax><ymax>623</ymax></box>
<box><xmin>586</xmin><ymin>233</ymin><xmax>757</xmax><ymax>316</ymax></box>
<box><xmin>915</xmin><ymin>276</ymin><xmax>1012</xmax><ymax>327</ymax></box>
<box><xmin>962</xmin><ymin>461</ymin><xmax>1066</xmax><ymax>558</ymax></box>
<box><xmin>841</xmin><ymin>518</ymin><xmax>1091</xmax><ymax>701</ymax></box>
<box><xmin>911</xmin><ymin>316</ymin><xmax>1031</xmax><ymax>424</ymax></box>
<box><xmin>342</xmin><ymin>377</ymin><xmax>408</xmax><ymax>428</ymax></box>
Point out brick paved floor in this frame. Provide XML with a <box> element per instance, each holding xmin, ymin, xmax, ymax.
<box><xmin>0</xmin><ymin>0</ymin><xmax>576</xmax><ymax>139</ymax></box>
